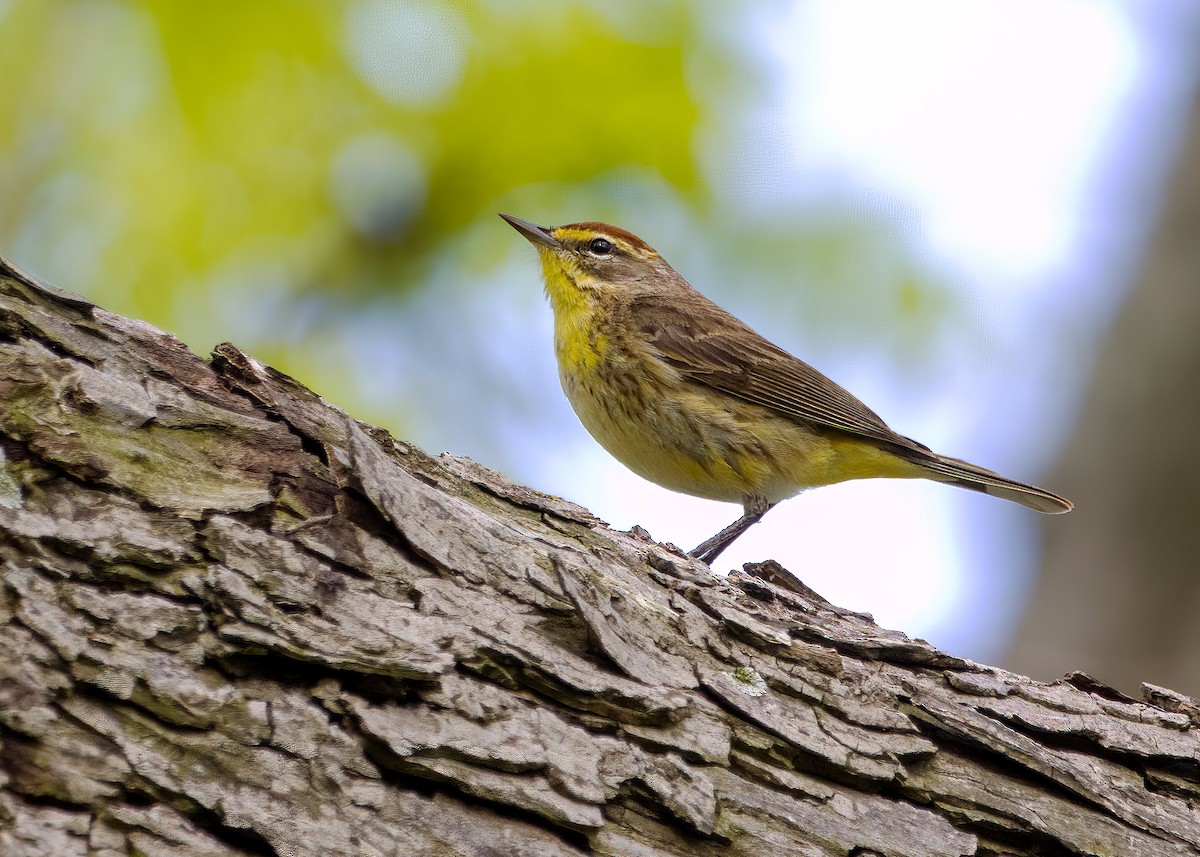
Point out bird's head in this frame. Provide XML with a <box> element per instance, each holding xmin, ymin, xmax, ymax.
<box><xmin>500</xmin><ymin>213</ymin><xmax>668</xmax><ymax>306</ymax></box>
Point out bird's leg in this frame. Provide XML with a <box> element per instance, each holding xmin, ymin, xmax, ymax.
<box><xmin>689</xmin><ymin>496</ymin><xmax>776</xmax><ymax>566</ymax></box>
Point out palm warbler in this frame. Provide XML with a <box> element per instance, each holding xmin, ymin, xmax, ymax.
<box><xmin>501</xmin><ymin>213</ymin><xmax>1072</xmax><ymax>564</ymax></box>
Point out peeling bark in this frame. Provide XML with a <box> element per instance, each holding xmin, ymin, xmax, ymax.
<box><xmin>1</xmin><ymin>256</ymin><xmax>1198</xmax><ymax>857</ymax></box>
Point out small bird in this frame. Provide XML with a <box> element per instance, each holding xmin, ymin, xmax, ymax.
<box><xmin>500</xmin><ymin>213</ymin><xmax>1072</xmax><ymax>565</ymax></box>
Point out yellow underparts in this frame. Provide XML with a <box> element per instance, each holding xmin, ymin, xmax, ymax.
<box><xmin>562</xmin><ymin>360</ymin><xmax>925</xmax><ymax>505</ymax></box>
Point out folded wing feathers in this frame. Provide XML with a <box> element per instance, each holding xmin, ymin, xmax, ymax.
<box><xmin>632</xmin><ymin>293</ymin><xmax>1070</xmax><ymax>514</ymax></box>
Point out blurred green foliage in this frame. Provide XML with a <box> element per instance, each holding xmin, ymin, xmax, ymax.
<box><xmin>1</xmin><ymin>1</ymin><xmax>699</xmax><ymax>300</ymax></box>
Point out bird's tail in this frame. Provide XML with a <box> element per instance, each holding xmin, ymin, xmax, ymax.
<box><xmin>905</xmin><ymin>451</ymin><xmax>1073</xmax><ymax>514</ymax></box>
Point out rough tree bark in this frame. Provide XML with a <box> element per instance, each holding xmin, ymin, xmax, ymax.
<box><xmin>1</xmin><ymin>256</ymin><xmax>1198</xmax><ymax>857</ymax></box>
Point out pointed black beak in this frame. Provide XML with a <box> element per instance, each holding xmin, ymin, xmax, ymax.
<box><xmin>499</xmin><ymin>213</ymin><xmax>561</xmax><ymax>249</ymax></box>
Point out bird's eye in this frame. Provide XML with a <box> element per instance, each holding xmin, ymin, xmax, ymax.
<box><xmin>587</xmin><ymin>238</ymin><xmax>614</xmax><ymax>256</ymax></box>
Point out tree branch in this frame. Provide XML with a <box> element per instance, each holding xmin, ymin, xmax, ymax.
<box><xmin>2</xmin><ymin>256</ymin><xmax>1197</xmax><ymax>856</ymax></box>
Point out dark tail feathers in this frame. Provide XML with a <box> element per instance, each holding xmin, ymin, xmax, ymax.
<box><xmin>909</xmin><ymin>452</ymin><xmax>1072</xmax><ymax>514</ymax></box>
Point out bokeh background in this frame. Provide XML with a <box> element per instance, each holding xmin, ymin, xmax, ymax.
<box><xmin>3</xmin><ymin>0</ymin><xmax>1199</xmax><ymax>694</ymax></box>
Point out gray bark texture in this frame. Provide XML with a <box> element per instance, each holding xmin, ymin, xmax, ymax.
<box><xmin>1</xmin><ymin>255</ymin><xmax>1199</xmax><ymax>857</ymax></box>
